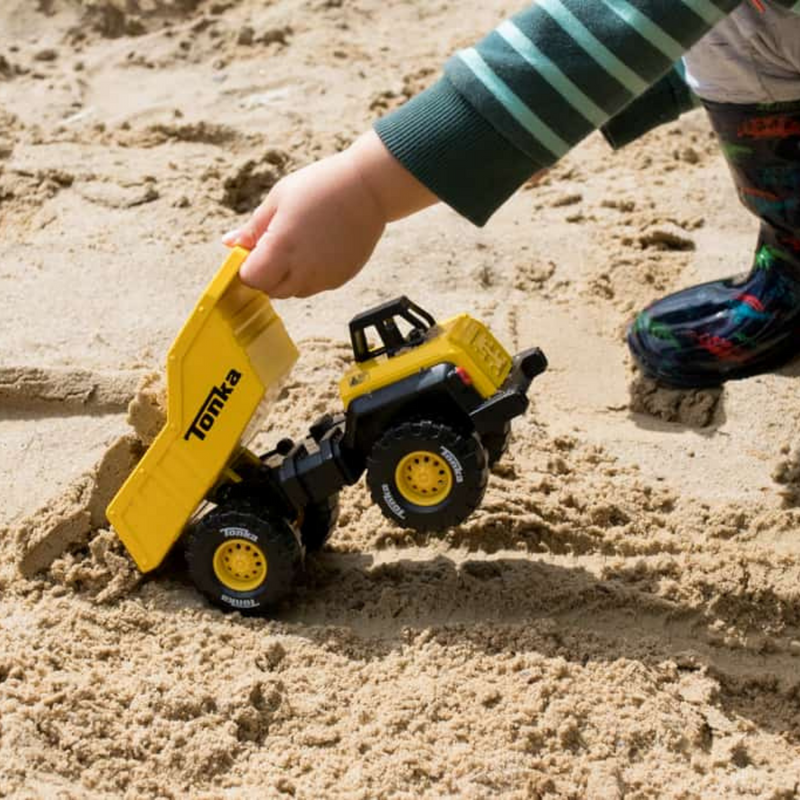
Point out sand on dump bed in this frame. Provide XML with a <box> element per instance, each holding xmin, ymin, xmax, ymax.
<box><xmin>1</xmin><ymin>1</ymin><xmax>799</xmax><ymax>798</ymax></box>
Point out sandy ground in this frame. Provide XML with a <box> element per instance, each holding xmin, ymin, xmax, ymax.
<box><xmin>1</xmin><ymin>1</ymin><xmax>800</xmax><ymax>797</ymax></box>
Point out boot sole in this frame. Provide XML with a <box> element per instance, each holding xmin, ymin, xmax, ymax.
<box><xmin>627</xmin><ymin>326</ymin><xmax>800</xmax><ymax>390</ymax></box>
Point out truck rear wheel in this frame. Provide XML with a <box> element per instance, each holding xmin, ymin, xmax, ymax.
<box><xmin>185</xmin><ymin>500</ymin><xmax>302</xmax><ymax>614</ymax></box>
<box><xmin>366</xmin><ymin>420</ymin><xmax>488</xmax><ymax>532</ymax></box>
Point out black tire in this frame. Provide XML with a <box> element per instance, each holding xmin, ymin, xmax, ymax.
<box><xmin>301</xmin><ymin>493</ymin><xmax>340</xmax><ymax>552</ymax></box>
<box><xmin>482</xmin><ymin>422</ymin><xmax>512</xmax><ymax>467</ymax></box>
<box><xmin>366</xmin><ymin>420</ymin><xmax>488</xmax><ymax>532</ymax></box>
<box><xmin>185</xmin><ymin>499</ymin><xmax>302</xmax><ymax>615</ymax></box>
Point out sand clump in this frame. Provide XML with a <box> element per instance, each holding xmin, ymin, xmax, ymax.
<box><xmin>116</xmin><ymin>120</ymin><xmax>247</xmax><ymax>149</ymax></box>
<box><xmin>9</xmin><ymin>371</ymin><xmax>165</xmax><ymax>597</ymax></box>
<box><xmin>628</xmin><ymin>374</ymin><xmax>722</xmax><ymax>428</ymax></box>
<box><xmin>76</xmin><ymin>0</ymin><xmax>206</xmax><ymax>39</ymax></box>
<box><xmin>0</xmin><ymin>365</ymin><xmax>142</xmax><ymax>412</ymax></box>
<box><xmin>15</xmin><ymin>434</ymin><xmax>143</xmax><ymax>577</ymax></box>
<box><xmin>772</xmin><ymin>442</ymin><xmax>800</xmax><ymax>507</ymax></box>
<box><xmin>218</xmin><ymin>148</ymin><xmax>291</xmax><ymax>213</ymax></box>
<box><xmin>0</xmin><ymin>166</ymin><xmax>76</xmax><ymax>226</ymax></box>
<box><xmin>126</xmin><ymin>370</ymin><xmax>167</xmax><ymax>445</ymax></box>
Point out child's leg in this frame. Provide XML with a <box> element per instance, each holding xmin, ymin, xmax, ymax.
<box><xmin>682</xmin><ymin>2</ymin><xmax>800</xmax><ymax>106</ymax></box>
<box><xmin>629</xmin><ymin>100</ymin><xmax>800</xmax><ymax>386</ymax></box>
<box><xmin>628</xmin><ymin>2</ymin><xmax>800</xmax><ymax>388</ymax></box>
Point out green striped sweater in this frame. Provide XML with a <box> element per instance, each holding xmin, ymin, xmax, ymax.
<box><xmin>374</xmin><ymin>0</ymin><xmax>800</xmax><ymax>225</ymax></box>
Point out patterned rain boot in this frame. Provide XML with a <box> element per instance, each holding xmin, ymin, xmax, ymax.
<box><xmin>628</xmin><ymin>99</ymin><xmax>800</xmax><ymax>388</ymax></box>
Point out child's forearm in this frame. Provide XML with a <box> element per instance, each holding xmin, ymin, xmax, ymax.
<box><xmin>344</xmin><ymin>131</ymin><xmax>439</xmax><ymax>223</ymax></box>
<box><xmin>374</xmin><ymin>0</ymin><xmax>749</xmax><ymax>226</ymax></box>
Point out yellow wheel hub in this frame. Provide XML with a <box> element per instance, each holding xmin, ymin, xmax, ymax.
<box><xmin>213</xmin><ymin>538</ymin><xmax>268</xmax><ymax>592</ymax></box>
<box><xmin>395</xmin><ymin>450</ymin><xmax>453</xmax><ymax>507</ymax></box>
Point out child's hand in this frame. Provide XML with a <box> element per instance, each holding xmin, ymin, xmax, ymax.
<box><xmin>223</xmin><ymin>131</ymin><xmax>437</xmax><ymax>298</ymax></box>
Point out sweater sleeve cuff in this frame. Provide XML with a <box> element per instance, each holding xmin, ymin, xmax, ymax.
<box><xmin>601</xmin><ymin>66</ymin><xmax>699</xmax><ymax>150</ymax></box>
<box><xmin>374</xmin><ymin>77</ymin><xmax>541</xmax><ymax>227</ymax></box>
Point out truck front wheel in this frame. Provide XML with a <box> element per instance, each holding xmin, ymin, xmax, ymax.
<box><xmin>185</xmin><ymin>500</ymin><xmax>302</xmax><ymax>614</ymax></box>
<box><xmin>366</xmin><ymin>420</ymin><xmax>488</xmax><ymax>532</ymax></box>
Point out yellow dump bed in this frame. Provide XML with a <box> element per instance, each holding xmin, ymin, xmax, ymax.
<box><xmin>107</xmin><ymin>247</ymin><xmax>299</xmax><ymax>572</ymax></box>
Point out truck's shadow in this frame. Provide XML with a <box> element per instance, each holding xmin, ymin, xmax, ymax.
<box><xmin>185</xmin><ymin>549</ymin><xmax>800</xmax><ymax>746</ymax></box>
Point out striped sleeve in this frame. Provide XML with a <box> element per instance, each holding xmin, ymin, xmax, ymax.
<box><xmin>374</xmin><ymin>0</ymin><xmax>742</xmax><ymax>226</ymax></box>
<box><xmin>600</xmin><ymin>64</ymin><xmax>699</xmax><ymax>149</ymax></box>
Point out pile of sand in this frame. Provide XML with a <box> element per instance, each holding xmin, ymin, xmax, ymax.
<box><xmin>1</xmin><ymin>1</ymin><xmax>799</xmax><ymax>797</ymax></box>
<box><xmin>5</xmin><ymin>373</ymin><xmax>165</xmax><ymax>603</ymax></box>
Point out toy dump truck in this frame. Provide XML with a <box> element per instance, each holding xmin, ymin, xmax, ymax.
<box><xmin>107</xmin><ymin>247</ymin><xmax>547</xmax><ymax>614</ymax></box>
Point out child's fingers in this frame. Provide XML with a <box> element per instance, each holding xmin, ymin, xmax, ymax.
<box><xmin>222</xmin><ymin>228</ymin><xmax>242</xmax><ymax>246</ymax></box>
<box><xmin>222</xmin><ymin>190</ymin><xmax>280</xmax><ymax>248</ymax></box>
<box><xmin>263</xmin><ymin>274</ymin><xmax>297</xmax><ymax>299</ymax></box>
<box><xmin>236</xmin><ymin>197</ymin><xmax>278</xmax><ymax>247</ymax></box>
<box><xmin>222</xmin><ymin>228</ymin><xmax>258</xmax><ymax>248</ymax></box>
<box><xmin>238</xmin><ymin>233</ymin><xmax>291</xmax><ymax>295</ymax></box>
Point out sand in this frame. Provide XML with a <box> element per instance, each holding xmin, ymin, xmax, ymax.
<box><xmin>1</xmin><ymin>1</ymin><xmax>799</xmax><ymax>797</ymax></box>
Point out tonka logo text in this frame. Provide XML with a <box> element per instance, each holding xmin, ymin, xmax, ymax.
<box><xmin>184</xmin><ymin>369</ymin><xmax>242</xmax><ymax>442</ymax></box>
